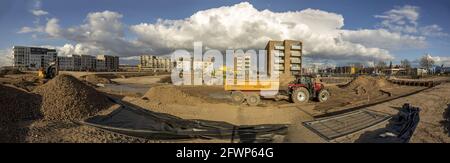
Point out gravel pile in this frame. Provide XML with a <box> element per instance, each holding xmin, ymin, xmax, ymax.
<box><xmin>33</xmin><ymin>74</ymin><xmax>113</xmax><ymax>120</ymax></box>
<box><xmin>0</xmin><ymin>84</ymin><xmax>42</xmax><ymax>123</ymax></box>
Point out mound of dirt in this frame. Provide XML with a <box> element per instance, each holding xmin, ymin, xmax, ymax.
<box><xmin>158</xmin><ymin>76</ymin><xmax>172</xmax><ymax>83</ymax></box>
<box><xmin>341</xmin><ymin>76</ymin><xmax>394</xmax><ymax>96</ymax></box>
<box><xmin>33</xmin><ymin>74</ymin><xmax>113</xmax><ymax>120</ymax></box>
<box><xmin>83</xmin><ymin>74</ymin><xmax>112</xmax><ymax>85</ymax></box>
<box><xmin>143</xmin><ymin>85</ymin><xmax>205</xmax><ymax>105</ymax></box>
<box><xmin>0</xmin><ymin>69</ymin><xmax>23</xmax><ymax>76</ymax></box>
<box><xmin>0</xmin><ymin>84</ymin><xmax>42</xmax><ymax>123</ymax></box>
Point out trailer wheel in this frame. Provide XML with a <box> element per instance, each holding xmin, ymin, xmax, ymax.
<box><xmin>292</xmin><ymin>87</ymin><xmax>310</xmax><ymax>104</ymax></box>
<box><xmin>231</xmin><ymin>91</ymin><xmax>245</xmax><ymax>104</ymax></box>
<box><xmin>246</xmin><ymin>94</ymin><xmax>261</xmax><ymax>106</ymax></box>
<box><xmin>317</xmin><ymin>89</ymin><xmax>330</xmax><ymax>102</ymax></box>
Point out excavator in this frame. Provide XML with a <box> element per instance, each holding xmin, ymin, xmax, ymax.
<box><xmin>38</xmin><ymin>62</ymin><xmax>58</xmax><ymax>79</ymax></box>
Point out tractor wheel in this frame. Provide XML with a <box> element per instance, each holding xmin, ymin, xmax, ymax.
<box><xmin>291</xmin><ymin>87</ymin><xmax>310</xmax><ymax>104</ymax></box>
<box><xmin>246</xmin><ymin>94</ymin><xmax>261</xmax><ymax>106</ymax></box>
<box><xmin>231</xmin><ymin>91</ymin><xmax>245</xmax><ymax>104</ymax></box>
<box><xmin>317</xmin><ymin>89</ymin><xmax>330</xmax><ymax>102</ymax></box>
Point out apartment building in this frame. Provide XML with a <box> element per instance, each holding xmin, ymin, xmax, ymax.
<box><xmin>96</xmin><ymin>59</ymin><xmax>106</xmax><ymax>71</ymax></box>
<box><xmin>265</xmin><ymin>40</ymin><xmax>303</xmax><ymax>77</ymax></box>
<box><xmin>97</xmin><ymin>55</ymin><xmax>119</xmax><ymax>71</ymax></box>
<box><xmin>57</xmin><ymin>55</ymin><xmax>81</xmax><ymax>71</ymax></box>
<box><xmin>140</xmin><ymin>55</ymin><xmax>172</xmax><ymax>71</ymax></box>
<box><xmin>80</xmin><ymin>55</ymin><xmax>97</xmax><ymax>71</ymax></box>
<box><xmin>57</xmin><ymin>54</ymin><xmax>118</xmax><ymax>72</ymax></box>
<box><xmin>13</xmin><ymin>46</ymin><xmax>57</xmax><ymax>70</ymax></box>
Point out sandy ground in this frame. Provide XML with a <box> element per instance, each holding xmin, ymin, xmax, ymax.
<box><xmin>2</xmin><ymin>73</ymin><xmax>449</xmax><ymax>143</ymax></box>
<box><xmin>334</xmin><ymin>83</ymin><xmax>450</xmax><ymax>143</ymax></box>
<box><xmin>111</xmin><ymin>74</ymin><xmax>171</xmax><ymax>85</ymax></box>
<box><xmin>97</xmin><ymin>75</ymin><xmax>449</xmax><ymax>143</ymax></box>
<box><xmin>59</xmin><ymin>71</ymin><xmax>165</xmax><ymax>78</ymax></box>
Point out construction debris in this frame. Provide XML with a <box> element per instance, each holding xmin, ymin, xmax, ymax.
<box><xmin>33</xmin><ymin>74</ymin><xmax>113</xmax><ymax>120</ymax></box>
<box><xmin>379</xmin><ymin>103</ymin><xmax>420</xmax><ymax>142</ymax></box>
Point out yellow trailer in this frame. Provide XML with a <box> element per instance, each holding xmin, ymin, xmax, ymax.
<box><xmin>224</xmin><ymin>79</ymin><xmax>281</xmax><ymax>106</ymax></box>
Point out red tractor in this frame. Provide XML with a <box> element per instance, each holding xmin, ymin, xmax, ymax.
<box><xmin>287</xmin><ymin>75</ymin><xmax>330</xmax><ymax>104</ymax></box>
<box><xmin>229</xmin><ymin>75</ymin><xmax>330</xmax><ymax>105</ymax></box>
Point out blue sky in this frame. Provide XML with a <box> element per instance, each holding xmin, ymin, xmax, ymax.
<box><xmin>0</xmin><ymin>0</ymin><xmax>449</xmax><ymax>66</ymax></box>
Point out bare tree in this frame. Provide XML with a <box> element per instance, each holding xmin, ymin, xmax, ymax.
<box><xmin>400</xmin><ymin>59</ymin><xmax>411</xmax><ymax>68</ymax></box>
<box><xmin>420</xmin><ymin>54</ymin><xmax>435</xmax><ymax>70</ymax></box>
<box><xmin>374</xmin><ymin>61</ymin><xmax>387</xmax><ymax>74</ymax></box>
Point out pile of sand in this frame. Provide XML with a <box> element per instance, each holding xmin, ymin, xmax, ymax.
<box><xmin>0</xmin><ymin>84</ymin><xmax>42</xmax><ymax>123</ymax></box>
<box><xmin>341</xmin><ymin>76</ymin><xmax>394</xmax><ymax>96</ymax></box>
<box><xmin>158</xmin><ymin>76</ymin><xmax>172</xmax><ymax>83</ymax></box>
<box><xmin>143</xmin><ymin>85</ymin><xmax>205</xmax><ymax>105</ymax></box>
<box><xmin>83</xmin><ymin>74</ymin><xmax>112</xmax><ymax>85</ymax></box>
<box><xmin>33</xmin><ymin>74</ymin><xmax>113</xmax><ymax>120</ymax></box>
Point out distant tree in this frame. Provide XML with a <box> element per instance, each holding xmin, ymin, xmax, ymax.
<box><xmin>376</xmin><ymin>61</ymin><xmax>387</xmax><ymax>69</ymax></box>
<box><xmin>400</xmin><ymin>59</ymin><xmax>411</xmax><ymax>68</ymax></box>
<box><xmin>374</xmin><ymin>61</ymin><xmax>387</xmax><ymax>74</ymax></box>
<box><xmin>420</xmin><ymin>54</ymin><xmax>435</xmax><ymax>70</ymax></box>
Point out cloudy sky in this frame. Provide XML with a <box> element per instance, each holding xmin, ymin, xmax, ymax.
<box><xmin>0</xmin><ymin>0</ymin><xmax>450</xmax><ymax>66</ymax></box>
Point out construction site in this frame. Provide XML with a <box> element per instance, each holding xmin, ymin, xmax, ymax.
<box><xmin>1</xmin><ymin>46</ymin><xmax>450</xmax><ymax>143</ymax></box>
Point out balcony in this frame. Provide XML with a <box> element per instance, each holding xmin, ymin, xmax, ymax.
<box><xmin>274</xmin><ymin>59</ymin><xmax>285</xmax><ymax>63</ymax></box>
<box><xmin>273</xmin><ymin>51</ymin><xmax>285</xmax><ymax>57</ymax></box>
<box><xmin>290</xmin><ymin>58</ymin><xmax>301</xmax><ymax>63</ymax></box>
<box><xmin>291</xmin><ymin>45</ymin><xmax>302</xmax><ymax>50</ymax></box>
<box><xmin>274</xmin><ymin>64</ymin><xmax>285</xmax><ymax>70</ymax></box>
<box><xmin>274</xmin><ymin>45</ymin><xmax>285</xmax><ymax>50</ymax></box>
<box><xmin>291</xmin><ymin>51</ymin><xmax>301</xmax><ymax>57</ymax></box>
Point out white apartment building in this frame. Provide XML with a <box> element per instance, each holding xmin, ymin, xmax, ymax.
<box><xmin>57</xmin><ymin>54</ymin><xmax>118</xmax><ymax>72</ymax></box>
<box><xmin>140</xmin><ymin>55</ymin><xmax>172</xmax><ymax>71</ymax></box>
<box><xmin>13</xmin><ymin>46</ymin><xmax>57</xmax><ymax>70</ymax></box>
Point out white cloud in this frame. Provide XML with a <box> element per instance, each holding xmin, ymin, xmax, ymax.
<box><xmin>340</xmin><ymin>29</ymin><xmax>426</xmax><ymax>50</ymax></box>
<box><xmin>429</xmin><ymin>55</ymin><xmax>450</xmax><ymax>66</ymax></box>
<box><xmin>42</xmin><ymin>11</ymin><xmax>151</xmax><ymax>56</ymax></box>
<box><xmin>45</xmin><ymin>18</ymin><xmax>61</xmax><ymax>37</ymax></box>
<box><xmin>420</xmin><ymin>24</ymin><xmax>449</xmax><ymax>37</ymax></box>
<box><xmin>130</xmin><ymin>2</ymin><xmax>395</xmax><ymax>61</ymax></box>
<box><xmin>17</xmin><ymin>26</ymin><xmax>44</xmax><ymax>34</ymax></box>
<box><xmin>57</xmin><ymin>43</ymin><xmax>103</xmax><ymax>56</ymax></box>
<box><xmin>17</xmin><ymin>0</ymin><xmax>49</xmax><ymax>35</ymax></box>
<box><xmin>375</xmin><ymin>5</ymin><xmax>448</xmax><ymax>37</ymax></box>
<box><xmin>375</xmin><ymin>5</ymin><xmax>419</xmax><ymax>34</ymax></box>
<box><xmin>22</xmin><ymin>2</ymin><xmax>444</xmax><ymax>62</ymax></box>
<box><xmin>31</xmin><ymin>9</ymin><xmax>48</xmax><ymax>16</ymax></box>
